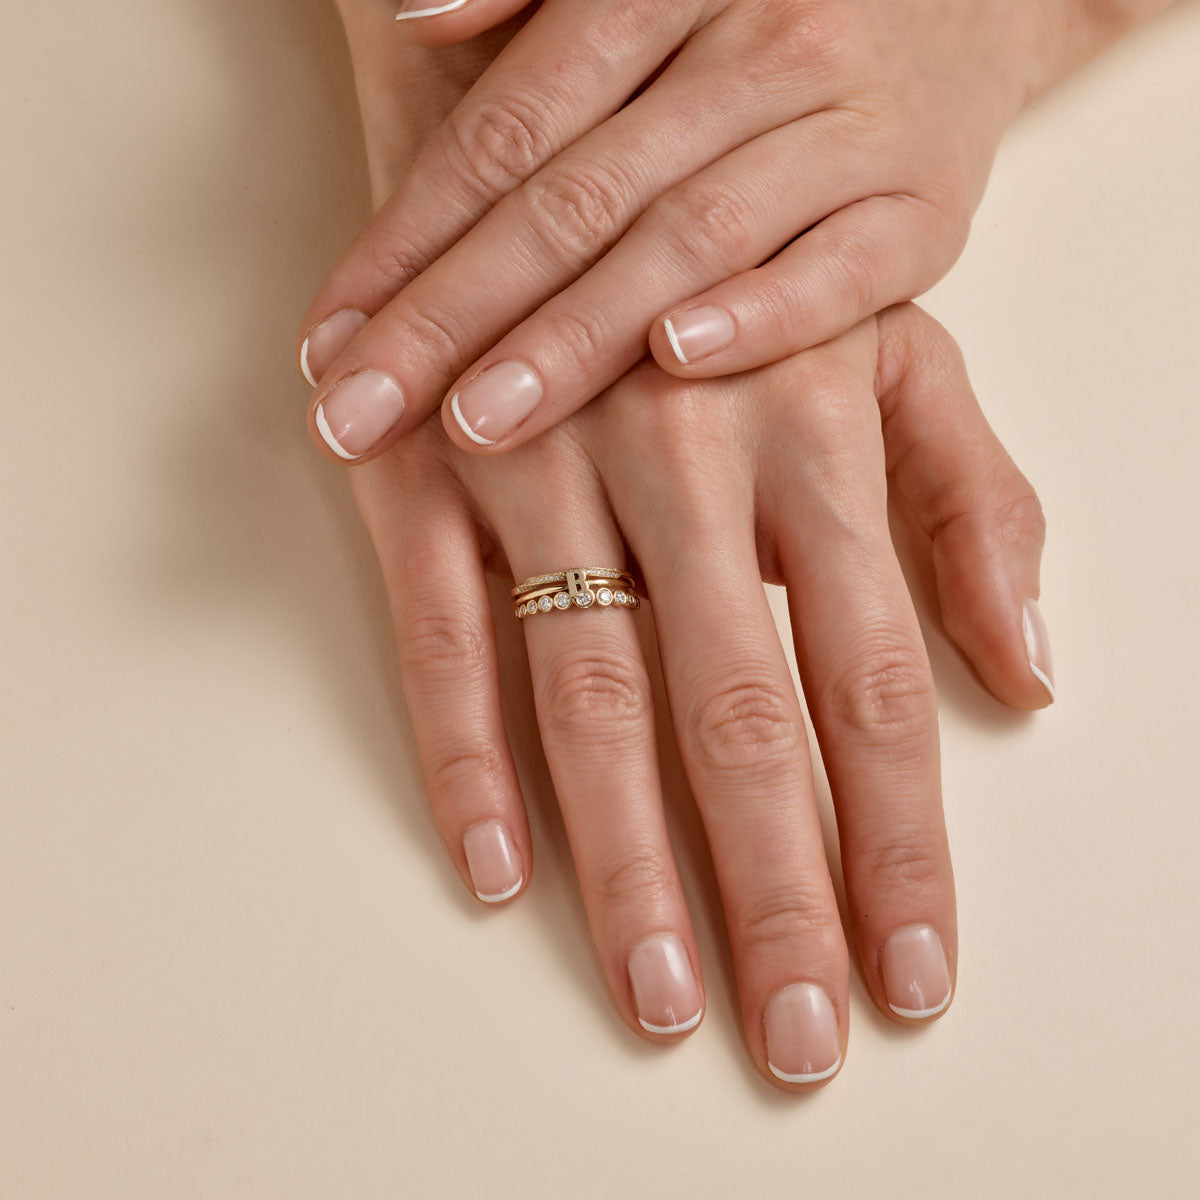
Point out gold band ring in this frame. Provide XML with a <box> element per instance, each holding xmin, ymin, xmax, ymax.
<box><xmin>511</xmin><ymin>567</ymin><xmax>643</xmax><ymax>620</ymax></box>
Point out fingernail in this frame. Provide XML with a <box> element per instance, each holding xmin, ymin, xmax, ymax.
<box><xmin>449</xmin><ymin>361</ymin><xmax>542</xmax><ymax>446</ymax></box>
<box><xmin>880</xmin><ymin>924</ymin><xmax>953</xmax><ymax>1019</ymax></box>
<box><xmin>1022</xmin><ymin>597</ymin><xmax>1055</xmax><ymax>702</ymax></box>
<box><xmin>628</xmin><ymin>933</ymin><xmax>703</xmax><ymax>1034</ymax></box>
<box><xmin>313</xmin><ymin>370</ymin><xmax>405</xmax><ymax>461</ymax></box>
<box><xmin>763</xmin><ymin>983</ymin><xmax>841</xmax><ymax>1084</ymax></box>
<box><xmin>395</xmin><ymin>0</ymin><xmax>470</xmax><ymax>21</ymax></box>
<box><xmin>662</xmin><ymin>306</ymin><xmax>736</xmax><ymax>365</ymax></box>
<box><xmin>299</xmin><ymin>309</ymin><xmax>368</xmax><ymax>387</ymax></box>
<box><xmin>462</xmin><ymin>819</ymin><xmax>523</xmax><ymax>904</ymax></box>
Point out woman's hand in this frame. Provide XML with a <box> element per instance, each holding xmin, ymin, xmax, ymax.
<box><xmin>315</xmin><ymin>5</ymin><xmax>1053</xmax><ymax>1090</ymax></box>
<box><xmin>298</xmin><ymin>0</ymin><xmax>1168</xmax><ymax>464</ymax></box>
<box><xmin>353</xmin><ymin>301</ymin><xmax>1051</xmax><ymax>1089</ymax></box>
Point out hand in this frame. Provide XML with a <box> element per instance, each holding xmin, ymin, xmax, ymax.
<box><xmin>300</xmin><ymin>0</ymin><xmax>1080</xmax><ymax>463</ymax></box>
<box><xmin>319</xmin><ymin>6</ymin><xmax>1054</xmax><ymax>1092</ymax></box>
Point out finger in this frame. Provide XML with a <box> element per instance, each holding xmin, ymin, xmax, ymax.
<box><xmin>594</xmin><ymin>377</ymin><xmax>848</xmax><ymax>1090</ymax></box>
<box><xmin>762</xmin><ymin>337</ymin><xmax>957</xmax><ymax>1025</ymax></box>
<box><xmin>475</xmin><ymin>452</ymin><xmax>705</xmax><ymax>1040</ymax></box>
<box><xmin>648</xmin><ymin>194</ymin><xmax>965</xmax><ymax>377</ymax></box>
<box><xmin>875</xmin><ymin>304</ymin><xmax>1053</xmax><ymax>708</ymax></box>
<box><xmin>351</xmin><ymin>450</ymin><xmax>531</xmax><ymax>905</ymax></box>
<box><xmin>394</xmin><ymin>0</ymin><xmax>533</xmax><ymax>47</ymax></box>
<box><xmin>306</xmin><ymin>112</ymin><xmax>860</xmax><ymax>463</ymax></box>
<box><xmin>434</xmin><ymin>116</ymin><xmax>870</xmax><ymax>454</ymax></box>
<box><xmin>297</xmin><ymin>0</ymin><xmax>697</xmax><ymax>384</ymax></box>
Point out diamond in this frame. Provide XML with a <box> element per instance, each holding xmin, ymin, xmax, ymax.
<box><xmin>596</xmin><ymin>588</ymin><xmax>613</xmax><ymax>606</ymax></box>
<box><xmin>538</xmin><ymin>595</ymin><xmax>553</xmax><ymax>612</ymax></box>
<box><xmin>574</xmin><ymin>591</ymin><xmax>594</xmax><ymax>608</ymax></box>
<box><xmin>614</xmin><ymin>590</ymin><xmax>627</xmax><ymax>605</ymax></box>
<box><xmin>553</xmin><ymin>592</ymin><xmax>571</xmax><ymax>610</ymax></box>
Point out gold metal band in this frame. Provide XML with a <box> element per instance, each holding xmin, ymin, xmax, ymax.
<box><xmin>511</xmin><ymin>566</ymin><xmax>634</xmax><ymax>600</ymax></box>
<box><xmin>510</xmin><ymin>566</ymin><xmax>643</xmax><ymax>620</ymax></box>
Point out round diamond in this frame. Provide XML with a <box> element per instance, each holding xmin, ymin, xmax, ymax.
<box><xmin>613</xmin><ymin>590</ymin><xmax>627</xmax><ymax>605</ymax></box>
<box><xmin>553</xmin><ymin>592</ymin><xmax>571</xmax><ymax>610</ymax></box>
<box><xmin>596</xmin><ymin>588</ymin><xmax>613</xmax><ymax>606</ymax></box>
<box><xmin>574</xmin><ymin>591</ymin><xmax>594</xmax><ymax>608</ymax></box>
<box><xmin>538</xmin><ymin>595</ymin><xmax>553</xmax><ymax>612</ymax></box>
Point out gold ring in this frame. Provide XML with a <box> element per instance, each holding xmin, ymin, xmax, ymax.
<box><xmin>511</xmin><ymin>567</ymin><xmax>643</xmax><ymax>619</ymax></box>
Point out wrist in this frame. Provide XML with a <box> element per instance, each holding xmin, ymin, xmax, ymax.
<box><xmin>1009</xmin><ymin>0</ymin><xmax>1177</xmax><ymax>110</ymax></box>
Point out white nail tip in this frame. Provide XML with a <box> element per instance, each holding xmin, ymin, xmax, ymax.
<box><xmin>450</xmin><ymin>392</ymin><xmax>494</xmax><ymax>446</ymax></box>
<box><xmin>1030</xmin><ymin>662</ymin><xmax>1056</xmax><ymax>702</ymax></box>
<box><xmin>314</xmin><ymin>403</ymin><xmax>357</xmax><ymax>461</ymax></box>
<box><xmin>888</xmin><ymin>990</ymin><xmax>953</xmax><ymax>1020</ymax></box>
<box><xmin>299</xmin><ymin>338</ymin><xmax>317</xmax><ymax>388</ymax></box>
<box><xmin>637</xmin><ymin>1009</ymin><xmax>703</xmax><ymax>1035</ymax></box>
<box><xmin>475</xmin><ymin>875</ymin><xmax>523</xmax><ymax>904</ymax></box>
<box><xmin>662</xmin><ymin>317</ymin><xmax>689</xmax><ymax>365</ymax></box>
<box><xmin>767</xmin><ymin>1055</ymin><xmax>842</xmax><ymax>1085</ymax></box>
<box><xmin>395</xmin><ymin>0</ymin><xmax>470</xmax><ymax>20</ymax></box>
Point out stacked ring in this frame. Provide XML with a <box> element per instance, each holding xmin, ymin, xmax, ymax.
<box><xmin>511</xmin><ymin>567</ymin><xmax>643</xmax><ymax>620</ymax></box>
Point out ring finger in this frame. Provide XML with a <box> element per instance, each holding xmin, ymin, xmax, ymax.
<box><xmin>471</xmin><ymin>442</ymin><xmax>706</xmax><ymax>1040</ymax></box>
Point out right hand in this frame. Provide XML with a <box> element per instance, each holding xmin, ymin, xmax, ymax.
<box><xmin>302</xmin><ymin>0</ymin><xmax>1062</xmax><ymax>463</ymax></box>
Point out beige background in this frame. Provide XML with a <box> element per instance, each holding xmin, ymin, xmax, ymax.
<box><xmin>3</xmin><ymin>2</ymin><xmax>1199</xmax><ymax>1196</ymax></box>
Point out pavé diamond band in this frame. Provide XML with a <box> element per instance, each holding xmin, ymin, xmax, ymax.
<box><xmin>511</xmin><ymin>567</ymin><xmax>642</xmax><ymax>620</ymax></box>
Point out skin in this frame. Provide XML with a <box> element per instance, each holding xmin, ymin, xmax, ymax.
<box><xmin>299</xmin><ymin>0</ymin><xmax>1175</xmax><ymax>464</ymax></box>
<box><xmin>318</xmin><ymin>17</ymin><xmax>1050</xmax><ymax>1091</ymax></box>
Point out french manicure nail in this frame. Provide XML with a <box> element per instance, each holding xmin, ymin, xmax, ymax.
<box><xmin>314</xmin><ymin>370</ymin><xmax>405</xmax><ymax>461</ymax></box>
<box><xmin>449</xmin><ymin>361</ymin><xmax>542</xmax><ymax>446</ymax></box>
<box><xmin>299</xmin><ymin>308</ymin><xmax>368</xmax><ymax>387</ymax></box>
<box><xmin>395</xmin><ymin>0</ymin><xmax>471</xmax><ymax>21</ymax></box>
<box><xmin>462</xmin><ymin>819</ymin><xmax>523</xmax><ymax>903</ymax></box>
<box><xmin>763</xmin><ymin>983</ymin><xmax>841</xmax><ymax>1084</ymax></box>
<box><xmin>628</xmin><ymin>933</ymin><xmax>703</xmax><ymax>1034</ymax></box>
<box><xmin>1022</xmin><ymin>597</ymin><xmax>1055</xmax><ymax>702</ymax></box>
<box><xmin>880</xmin><ymin>924</ymin><xmax>952</xmax><ymax>1019</ymax></box>
<box><xmin>662</xmin><ymin>306</ymin><xmax>736</xmax><ymax>364</ymax></box>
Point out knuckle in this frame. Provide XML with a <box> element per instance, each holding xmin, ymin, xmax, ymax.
<box><xmin>746</xmin><ymin>2</ymin><xmax>849</xmax><ymax>86</ymax></box>
<box><xmin>424</xmin><ymin>744</ymin><xmax>508</xmax><ymax>799</ymax></box>
<box><xmin>525</xmin><ymin>163</ymin><xmax>628</xmax><ymax>266</ymax></box>
<box><xmin>446</xmin><ymin>95</ymin><xmax>553</xmax><ymax>200</ymax></box>
<box><xmin>362</xmin><ymin>229</ymin><xmax>426</xmax><ymax>291</ymax></box>
<box><xmin>402</xmin><ymin>301</ymin><xmax>470</xmax><ymax>363</ymax></box>
<box><xmin>827</xmin><ymin>645</ymin><xmax>936</xmax><ymax>744</ymax></box>
<box><xmin>540</xmin><ymin>305</ymin><xmax>609</xmax><ymax>376</ymax></box>
<box><xmin>736</xmin><ymin>882</ymin><xmax>841</xmax><ymax>951</ymax></box>
<box><xmin>589</xmin><ymin>845</ymin><xmax>677</xmax><ymax>907</ymax></box>
<box><xmin>540</xmin><ymin>649</ymin><xmax>651</xmax><ymax>746</ymax></box>
<box><xmin>399</xmin><ymin>612</ymin><xmax>490</xmax><ymax>682</ymax></box>
<box><xmin>853</xmin><ymin>826</ymin><xmax>946</xmax><ymax>894</ymax></box>
<box><xmin>824</xmin><ymin>230</ymin><xmax>885</xmax><ymax>317</ymax></box>
<box><xmin>686</xmin><ymin>675</ymin><xmax>803</xmax><ymax>774</ymax></box>
<box><xmin>651</xmin><ymin>182</ymin><xmax>754</xmax><ymax>277</ymax></box>
<box><xmin>995</xmin><ymin>485</ymin><xmax>1046</xmax><ymax>551</ymax></box>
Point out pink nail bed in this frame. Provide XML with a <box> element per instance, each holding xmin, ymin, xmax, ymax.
<box><xmin>449</xmin><ymin>361</ymin><xmax>542</xmax><ymax>446</ymax></box>
<box><xmin>314</xmin><ymin>369</ymin><xmax>406</xmax><ymax>460</ymax></box>
<box><xmin>1022</xmin><ymin>597</ymin><xmax>1055</xmax><ymax>701</ymax></box>
<box><xmin>880</xmin><ymin>924</ymin><xmax>952</xmax><ymax>1019</ymax></box>
<box><xmin>763</xmin><ymin>983</ymin><xmax>841</xmax><ymax>1084</ymax></box>
<box><xmin>662</xmin><ymin>306</ymin><xmax>736</xmax><ymax>364</ymax></box>
<box><xmin>628</xmin><ymin>933</ymin><xmax>703</xmax><ymax>1034</ymax></box>
<box><xmin>462</xmin><ymin>819</ymin><xmax>523</xmax><ymax>903</ymax></box>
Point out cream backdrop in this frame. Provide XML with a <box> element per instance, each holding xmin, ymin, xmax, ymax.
<box><xmin>2</xmin><ymin>2</ymin><xmax>1198</xmax><ymax>1196</ymax></box>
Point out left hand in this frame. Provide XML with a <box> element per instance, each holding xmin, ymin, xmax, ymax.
<box><xmin>299</xmin><ymin>0</ymin><xmax>1053</xmax><ymax>463</ymax></box>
